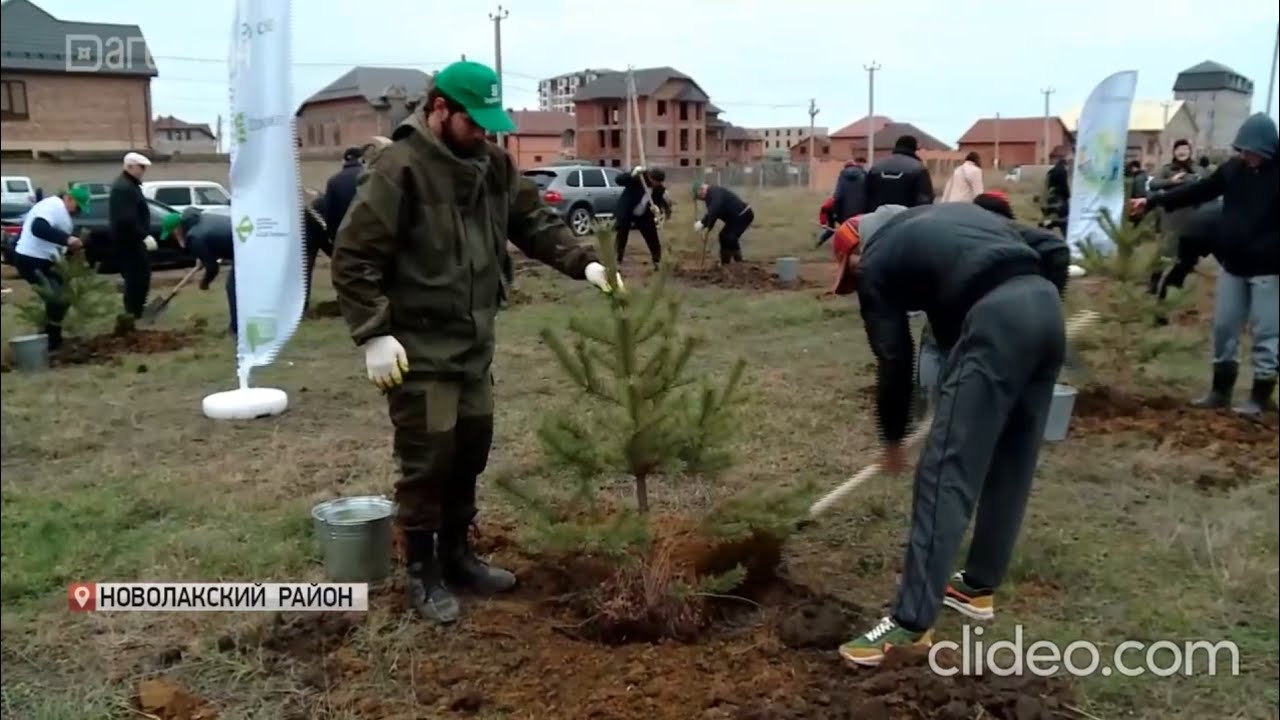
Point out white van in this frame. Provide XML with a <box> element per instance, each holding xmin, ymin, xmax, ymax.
<box><xmin>142</xmin><ymin>181</ymin><xmax>231</xmax><ymax>216</ymax></box>
<box><xmin>1</xmin><ymin>176</ymin><xmax>36</xmax><ymax>205</ymax></box>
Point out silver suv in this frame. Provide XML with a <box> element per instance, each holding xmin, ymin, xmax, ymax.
<box><xmin>522</xmin><ymin>165</ymin><xmax>629</xmax><ymax>236</ymax></box>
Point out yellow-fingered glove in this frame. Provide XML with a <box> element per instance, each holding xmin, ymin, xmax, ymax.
<box><xmin>363</xmin><ymin>335</ymin><xmax>409</xmax><ymax>390</ymax></box>
<box><xmin>585</xmin><ymin>261</ymin><xmax>624</xmax><ymax>295</ymax></box>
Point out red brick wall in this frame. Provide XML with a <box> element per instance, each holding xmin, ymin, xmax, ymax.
<box><xmin>574</xmin><ymin>80</ymin><xmax>711</xmax><ymax>169</ymax></box>
<box><xmin>1</xmin><ymin>72</ymin><xmax>152</xmax><ymax>152</ymax></box>
<box><xmin>503</xmin><ymin>134</ymin><xmax>570</xmax><ymax>169</ymax></box>
<box><xmin>297</xmin><ymin>98</ymin><xmax>386</xmax><ymax>158</ymax></box>
<box><xmin>956</xmin><ymin>142</ymin><xmax>1040</xmax><ymax>168</ymax></box>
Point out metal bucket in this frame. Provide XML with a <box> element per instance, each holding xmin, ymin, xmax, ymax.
<box><xmin>776</xmin><ymin>256</ymin><xmax>799</xmax><ymax>286</ymax></box>
<box><xmin>311</xmin><ymin>496</ymin><xmax>395</xmax><ymax>584</ymax></box>
<box><xmin>8</xmin><ymin>334</ymin><xmax>49</xmax><ymax>372</ymax></box>
<box><xmin>1043</xmin><ymin>384</ymin><xmax>1078</xmax><ymax>442</ymax></box>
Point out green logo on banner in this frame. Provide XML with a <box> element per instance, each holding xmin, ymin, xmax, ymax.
<box><xmin>245</xmin><ymin>317</ymin><xmax>276</xmax><ymax>352</ymax></box>
<box><xmin>236</xmin><ymin>216</ymin><xmax>254</xmax><ymax>243</ymax></box>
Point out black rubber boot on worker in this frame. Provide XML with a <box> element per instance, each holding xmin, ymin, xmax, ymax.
<box><xmin>1235</xmin><ymin>377</ymin><xmax>1278</xmax><ymax>419</ymax></box>
<box><xmin>439</xmin><ymin>521</ymin><xmax>516</xmax><ymax>595</ymax></box>
<box><xmin>1191</xmin><ymin>362</ymin><xmax>1237</xmax><ymax>409</ymax></box>
<box><xmin>403</xmin><ymin>530</ymin><xmax>460</xmax><ymax>624</ymax></box>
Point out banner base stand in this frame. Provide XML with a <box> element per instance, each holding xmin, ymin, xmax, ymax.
<box><xmin>203</xmin><ymin>387</ymin><xmax>289</xmax><ymax>421</ymax></box>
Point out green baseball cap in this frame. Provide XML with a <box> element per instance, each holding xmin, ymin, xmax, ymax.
<box><xmin>160</xmin><ymin>211</ymin><xmax>183</xmax><ymax>240</ymax></box>
<box><xmin>433</xmin><ymin>61</ymin><xmax>516</xmax><ymax>133</ymax></box>
<box><xmin>66</xmin><ymin>183</ymin><xmax>91</xmax><ymax>212</ymax></box>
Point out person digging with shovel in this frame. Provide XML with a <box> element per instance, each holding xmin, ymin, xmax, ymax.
<box><xmin>160</xmin><ymin>208</ymin><xmax>235</xmax><ymax>335</ymax></box>
<box><xmin>693</xmin><ymin>181</ymin><xmax>753</xmax><ymax>265</ymax></box>
<box><xmin>827</xmin><ymin>202</ymin><xmax>1068</xmax><ymax>668</ymax></box>
<box><xmin>331</xmin><ymin>60</ymin><xmax>622</xmax><ymax>626</ymax></box>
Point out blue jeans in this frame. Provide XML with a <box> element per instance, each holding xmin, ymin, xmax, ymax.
<box><xmin>1212</xmin><ymin>270</ymin><xmax>1279</xmax><ymax>381</ymax></box>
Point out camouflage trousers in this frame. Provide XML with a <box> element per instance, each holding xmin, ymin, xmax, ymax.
<box><xmin>386</xmin><ymin>372</ymin><xmax>495</xmax><ymax>533</ymax></box>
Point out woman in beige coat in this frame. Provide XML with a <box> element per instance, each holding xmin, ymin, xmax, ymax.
<box><xmin>941</xmin><ymin>152</ymin><xmax>984</xmax><ymax>203</ymax></box>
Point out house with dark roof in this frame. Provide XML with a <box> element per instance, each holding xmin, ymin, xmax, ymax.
<box><xmin>1172</xmin><ymin>60</ymin><xmax>1254</xmax><ymax>153</ymax></box>
<box><xmin>295</xmin><ymin>66</ymin><xmax>433</xmax><ymax>156</ymax></box>
<box><xmin>571</xmin><ymin>66</ymin><xmax>718</xmax><ymax>168</ymax></box>
<box><xmin>1</xmin><ymin>0</ymin><xmax>158</xmax><ymax>158</ymax></box>
<box><xmin>153</xmin><ymin>114</ymin><xmax>217</xmax><ymax>155</ymax></box>
<box><xmin>792</xmin><ymin>116</ymin><xmax>951</xmax><ymax>164</ymax></box>
<box><xmin>705</xmin><ymin>105</ymin><xmax>763</xmax><ymax>165</ymax></box>
<box><xmin>501</xmin><ymin>109</ymin><xmax>576</xmax><ymax>168</ymax></box>
<box><xmin>957</xmin><ymin>115</ymin><xmax>1069</xmax><ymax>168</ymax></box>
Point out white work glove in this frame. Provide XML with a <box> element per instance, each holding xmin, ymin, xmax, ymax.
<box><xmin>1068</xmin><ymin>264</ymin><xmax>1087</xmax><ymax>278</ymax></box>
<box><xmin>693</xmin><ymin>220</ymin><xmax>704</xmax><ymax>233</ymax></box>
<box><xmin>143</xmin><ymin>235</ymin><xmax>158</xmax><ymax>252</ymax></box>
<box><xmin>631</xmin><ymin>165</ymin><xmax>644</xmax><ymax>177</ymax></box>
<box><xmin>585</xmin><ymin>262</ymin><xmax>624</xmax><ymax>294</ymax></box>
<box><xmin>363</xmin><ymin>335</ymin><xmax>409</xmax><ymax>391</ymax></box>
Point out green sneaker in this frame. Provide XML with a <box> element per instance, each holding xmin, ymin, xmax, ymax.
<box><xmin>839</xmin><ymin>616</ymin><xmax>933</xmax><ymax>668</ymax></box>
<box><xmin>944</xmin><ymin>571</ymin><xmax>995</xmax><ymax>621</ymax></box>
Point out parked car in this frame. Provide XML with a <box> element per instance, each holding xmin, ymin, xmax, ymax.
<box><xmin>142</xmin><ymin>181</ymin><xmax>232</xmax><ymax>216</ymax></box>
<box><xmin>521</xmin><ymin>165</ymin><xmax>629</xmax><ymax>236</ymax></box>
<box><xmin>0</xmin><ymin>195</ymin><xmax>194</xmax><ymax>273</ymax></box>
<box><xmin>1</xmin><ymin>176</ymin><xmax>36</xmax><ymax>206</ymax></box>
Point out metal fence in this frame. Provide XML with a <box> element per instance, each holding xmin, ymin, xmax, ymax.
<box><xmin>661</xmin><ymin>162</ymin><xmax>812</xmax><ymax>192</ymax></box>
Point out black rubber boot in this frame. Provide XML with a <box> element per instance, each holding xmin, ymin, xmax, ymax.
<box><xmin>439</xmin><ymin>517</ymin><xmax>516</xmax><ymax>595</ymax></box>
<box><xmin>1191</xmin><ymin>362</ymin><xmax>1237</xmax><ymax>409</ymax></box>
<box><xmin>403</xmin><ymin>530</ymin><xmax>460</xmax><ymax>624</ymax></box>
<box><xmin>1235</xmin><ymin>377</ymin><xmax>1278</xmax><ymax>418</ymax></box>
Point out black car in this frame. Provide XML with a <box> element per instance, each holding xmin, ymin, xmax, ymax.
<box><xmin>1</xmin><ymin>195</ymin><xmax>195</xmax><ymax>273</ymax></box>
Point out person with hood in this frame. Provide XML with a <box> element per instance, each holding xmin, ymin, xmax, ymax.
<box><xmin>161</xmin><ymin>208</ymin><xmax>235</xmax><ymax>335</ymax></box>
<box><xmin>109</xmin><ymin>152</ymin><xmax>157</xmax><ymax>319</ymax></box>
<box><xmin>832</xmin><ymin>157</ymin><xmax>870</xmax><ymax>222</ymax></box>
<box><xmin>331</xmin><ymin>60</ymin><xmax>620</xmax><ymax>626</ymax></box>
<box><xmin>321</xmin><ymin>146</ymin><xmax>365</xmax><ymax>242</ymax></box>
<box><xmin>693</xmin><ymin>181</ymin><xmax>753</xmax><ymax>265</ymax></box>
<box><xmin>827</xmin><ymin>202</ymin><xmax>1067</xmax><ymax>668</ymax></box>
<box><xmin>865</xmin><ymin>135</ymin><xmax>935</xmax><ymax>210</ymax></box>
<box><xmin>940</xmin><ymin>152</ymin><xmax>984</xmax><ymax>203</ymax></box>
<box><xmin>1131</xmin><ymin>113</ymin><xmax>1279</xmax><ymax>417</ymax></box>
<box><xmin>614</xmin><ymin>166</ymin><xmax>671</xmax><ymax>266</ymax></box>
<box><xmin>1039</xmin><ymin>145</ymin><xmax>1073</xmax><ymax>234</ymax></box>
<box><xmin>12</xmin><ymin>184</ymin><xmax>92</xmax><ymax>351</ymax></box>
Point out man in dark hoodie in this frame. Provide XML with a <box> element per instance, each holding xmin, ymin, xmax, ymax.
<box><xmin>614</xmin><ymin>166</ymin><xmax>671</xmax><ymax>266</ymax></box>
<box><xmin>160</xmin><ymin>207</ymin><xmax>236</xmax><ymax>335</ymax></box>
<box><xmin>827</xmin><ymin>202</ymin><xmax>1067</xmax><ymax>668</ymax></box>
<box><xmin>832</xmin><ymin>157</ymin><xmax>870</xmax><ymax>222</ymax></box>
<box><xmin>321</xmin><ymin>147</ymin><xmax>365</xmax><ymax>243</ymax></box>
<box><xmin>1132</xmin><ymin>113</ymin><xmax>1279</xmax><ymax>417</ymax></box>
<box><xmin>1039</xmin><ymin>145</ymin><xmax>1073</xmax><ymax>234</ymax></box>
<box><xmin>865</xmin><ymin>136</ymin><xmax>935</xmax><ymax>210</ymax></box>
<box><xmin>693</xmin><ymin>180</ymin><xmax>753</xmax><ymax>264</ymax></box>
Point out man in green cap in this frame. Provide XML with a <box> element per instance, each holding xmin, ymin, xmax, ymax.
<box><xmin>331</xmin><ymin>59</ymin><xmax>622</xmax><ymax>625</ymax></box>
<box><xmin>12</xmin><ymin>184</ymin><xmax>91</xmax><ymax>350</ymax></box>
<box><xmin>162</xmin><ymin>207</ymin><xmax>236</xmax><ymax>335</ymax></box>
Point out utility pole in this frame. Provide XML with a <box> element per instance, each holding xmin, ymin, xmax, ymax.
<box><xmin>216</xmin><ymin>114</ymin><xmax>223</xmax><ymax>154</ymax></box>
<box><xmin>489</xmin><ymin>5</ymin><xmax>509</xmax><ymax>146</ymax></box>
<box><xmin>1267</xmin><ymin>20</ymin><xmax>1279</xmax><ymax>118</ymax></box>
<box><xmin>1160</xmin><ymin>100</ymin><xmax>1172</xmax><ymax>165</ymax></box>
<box><xmin>993</xmin><ymin>111</ymin><xmax>1000</xmax><ymax>169</ymax></box>
<box><xmin>1040</xmin><ymin>86</ymin><xmax>1056</xmax><ymax>165</ymax></box>
<box><xmin>624</xmin><ymin>66</ymin><xmax>634</xmax><ymax>169</ymax></box>
<box><xmin>807</xmin><ymin>98</ymin><xmax>818</xmax><ymax>189</ymax></box>
<box><xmin>865</xmin><ymin>62</ymin><xmax>881</xmax><ymax>160</ymax></box>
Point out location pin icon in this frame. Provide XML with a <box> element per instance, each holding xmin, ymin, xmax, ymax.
<box><xmin>73</xmin><ymin>586</ymin><xmax>91</xmax><ymax>608</ymax></box>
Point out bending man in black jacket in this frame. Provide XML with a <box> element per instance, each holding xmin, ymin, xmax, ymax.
<box><xmin>614</xmin><ymin>166</ymin><xmax>670</xmax><ymax>266</ymax></box>
<box><xmin>161</xmin><ymin>208</ymin><xmax>236</xmax><ymax>335</ymax></box>
<box><xmin>1131</xmin><ymin>112</ymin><xmax>1279</xmax><ymax>417</ymax></box>
<box><xmin>108</xmin><ymin>152</ymin><xmax>155</xmax><ymax>318</ymax></box>
<box><xmin>829</xmin><ymin>202</ymin><xmax>1067</xmax><ymax>668</ymax></box>
<box><xmin>865</xmin><ymin>135</ymin><xmax>935</xmax><ymax>210</ymax></box>
<box><xmin>693</xmin><ymin>181</ymin><xmax>753</xmax><ymax>264</ymax></box>
<box><xmin>321</xmin><ymin>147</ymin><xmax>364</xmax><ymax>242</ymax></box>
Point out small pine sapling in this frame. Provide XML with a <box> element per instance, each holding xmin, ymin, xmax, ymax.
<box><xmin>14</xmin><ymin>252</ymin><xmax>118</xmax><ymax>337</ymax></box>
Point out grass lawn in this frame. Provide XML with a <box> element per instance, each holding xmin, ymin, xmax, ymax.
<box><xmin>1</xmin><ymin>188</ymin><xmax>1276</xmax><ymax>720</ymax></box>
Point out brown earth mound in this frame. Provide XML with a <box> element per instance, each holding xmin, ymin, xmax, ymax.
<box><xmin>674</xmin><ymin>262</ymin><xmax>817</xmax><ymax>291</ymax></box>
<box><xmin>52</xmin><ymin>328</ymin><xmax>197</xmax><ymax>367</ymax></box>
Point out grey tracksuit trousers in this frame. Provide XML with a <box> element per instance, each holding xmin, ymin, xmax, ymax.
<box><xmin>1212</xmin><ymin>270</ymin><xmax>1280</xmax><ymax>380</ymax></box>
<box><xmin>893</xmin><ymin>275</ymin><xmax>1066</xmax><ymax>632</ymax></box>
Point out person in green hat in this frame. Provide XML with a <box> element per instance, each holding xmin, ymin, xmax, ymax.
<box><xmin>331</xmin><ymin>59</ymin><xmax>621</xmax><ymax>625</ymax></box>
<box><xmin>12</xmin><ymin>183</ymin><xmax>91</xmax><ymax>350</ymax></box>
<box><xmin>162</xmin><ymin>207</ymin><xmax>236</xmax><ymax>335</ymax></box>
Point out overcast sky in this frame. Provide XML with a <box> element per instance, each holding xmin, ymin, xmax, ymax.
<box><xmin>28</xmin><ymin>0</ymin><xmax>1280</xmax><ymax>144</ymax></box>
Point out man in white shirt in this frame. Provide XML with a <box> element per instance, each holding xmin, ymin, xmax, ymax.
<box><xmin>13</xmin><ymin>185</ymin><xmax>91</xmax><ymax>350</ymax></box>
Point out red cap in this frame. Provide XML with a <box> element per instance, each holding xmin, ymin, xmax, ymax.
<box><xmin>830</xmin><ymin>216</ymin><xmax>861</xmax><ymax>295</ymax></box>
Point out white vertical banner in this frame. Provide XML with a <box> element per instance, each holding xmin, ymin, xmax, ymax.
<box><xmin>1066</xmin><ymin>70</ymin><xmax>1138</xmax><ymax>257</ymax></box>
<box><xmin>227</xmin><ymin>0</ymin><xmax>304</xmax><ymax>388</ymax></box>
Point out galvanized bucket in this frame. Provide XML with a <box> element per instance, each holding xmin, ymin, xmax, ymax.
<box><xmin>776</xmin><ymin>256</ymin><xmax>799</xmax><ymax>286</ymax></box>
<box><xmin>311</xmin><ymin>496</ymin><xmax>395</xmax><ymax>584</ymax></box>
<box><xmin>1043</xmin><ymin>384</ymin><xmax>1078</xmax><ymax>442</ymax></box>
<box><xmin>8</xmin><ymin>334</ymin><xmax>49</xmax><ymax>372</ymax></box>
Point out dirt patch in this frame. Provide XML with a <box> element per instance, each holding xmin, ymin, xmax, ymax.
<box><xmin>304</xmin><ymin>300</ymin><xmax>342</xmax><ymax>319</ymax></box>
<box><xmin>1071</xmin><ymin>385</ymin><xmax>1277</xmax><ymax>467</ymax></box>
<box><xmin>674</xmin><ymin>261</ymin><xmax>817</xmax><ymax>292</ymax></box>
<box><xmin>135</xmin><ymin>677</ymin><xmax>218</xmax><ymax>720</ymax></box>
<box><xmin>52</xmin><ymin>328</ymin><xmax>198</xmax><ymax>367</ymax></box>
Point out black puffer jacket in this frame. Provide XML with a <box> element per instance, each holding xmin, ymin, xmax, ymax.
<box><xmin>866</xmin><ymin>149</ymin><xmax>934</xmax><ymax>210</ymax></box>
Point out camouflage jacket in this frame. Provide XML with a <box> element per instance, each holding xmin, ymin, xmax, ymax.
<box><xmin>330</xmin><ymin>111</ymin><xmax>598</xmax><ymax>380</ymax></box>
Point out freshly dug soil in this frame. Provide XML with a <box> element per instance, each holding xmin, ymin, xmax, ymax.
<box><xmin>239</xmin><ymin>519</ymin><xmax>1078</xmax><ymax>720</ymax></box>
<box><xmin>52</xmin><ymin>328</ymin><xmax>197</xmax><ymax>367</ymax></box>
<box><xmin>674</xmin><ymin>262</ymin><xmax>817</xmax><ymax>292</ymax></box>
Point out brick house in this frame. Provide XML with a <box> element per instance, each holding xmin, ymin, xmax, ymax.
<box><xmin>705</xmin><ymin>105</ymin><xmax>764</xmax><ymax>166</ymax></box>
<box><xmin>1059</xmin><ymin>100</ymin><xmax>1199</xmax><ymax>170</ymax></box>
<box><xmin>1</xmin><ymin>0</ymin><xmax>156</xmax><ymax>157</ymax></box>
<box><xmin>153</xmin><ymin>115</ymin><xmax>217</xmax><ymax>155</ymax></box>
<box><xmin>295</xmin><ymin>66</ymin><xmax>432</xmax><ymax>157</ymax></box>
<box><xmin>572</xmin><ymin>67</ymin><xmax>714</xmax><ymax>169</ymax></box>
<box><xmin>791</xmin><ymin>119</ymin><xmax>950</xmax><ymax>163</ymax></box>
<box><xmin>500</xmin><ymin>110</ymin><xmax>575</xmax><ymax>168</ymax></box>
<box><xmin>957</xmin><ymin>116</ymin><xmax>1069</xmax><ymax>169</ymax></box>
